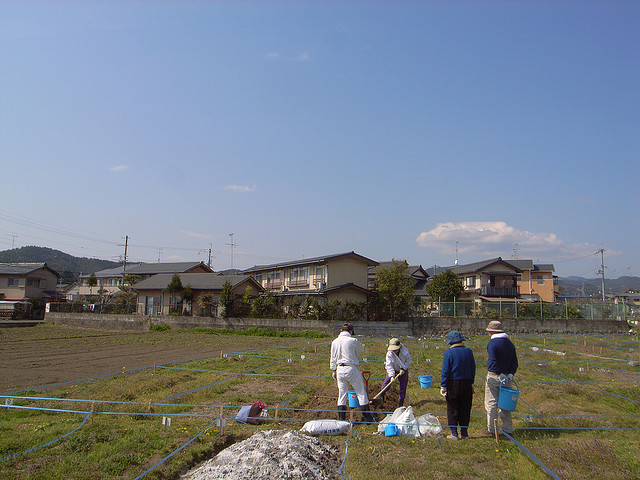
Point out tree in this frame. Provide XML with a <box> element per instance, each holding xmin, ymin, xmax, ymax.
<box><xmin>425</xmin><ymin>269</ymin><xmax>464</xmax><ymax>302</ymax></box>
<box><xmin>220</xmin><ymin>280</ymin><xmax>235</xmax><ymax>318</ymax></box>
<box><xmin>164</xmin><ymin>273</ymin><xmax>184</xmax><ymax>314</ymax></box>
<box><xmin>375</xmin><ymin>259</ymin><xmax>415</xmax><ymax>321</ymax></box>
<box><xmin>87</xmin><ymin>273</ymin><xmax>97</xmax><ymax>296</ymax></box>
<box><xmin>182</xmin><ymin>285</ymin><xmax>194</xmax><ymax>315</ymax></box>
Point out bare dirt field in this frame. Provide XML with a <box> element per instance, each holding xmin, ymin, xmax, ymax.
<box><xmin>0</xmin><ymin>324</ymin><xmax>296</xmax><ymax>393</ymax></box>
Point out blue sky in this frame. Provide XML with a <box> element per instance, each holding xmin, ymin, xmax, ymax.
<box><xmin>1</xmin><ymin>1</ymin><xmax>638</xmax><ymax>278</ymax></box>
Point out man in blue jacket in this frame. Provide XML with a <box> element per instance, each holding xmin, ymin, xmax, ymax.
<box><xmin>484</xmin><ymin>320</ymin><xmax>518</xmax><ymax>435</ymax></box>
<box><xmin>440</xmin><ymin>330</ymin><xmax>476</xmax><ymax>440</ymax></box>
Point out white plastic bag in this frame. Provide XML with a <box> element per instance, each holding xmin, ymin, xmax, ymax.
<box><xmin>300</xmin><ymin>419</ymin><xmax>350</xmax><ymax>436</ymax></box>
<box><xmin>377</xmin><ymin>407</ymin><xmax>420</xmax><ymax>437</ymax></box>
<box><xmin>415</xmin><ymin>414</ymin><xmax>442</xmax><ymax>437</ymax></box>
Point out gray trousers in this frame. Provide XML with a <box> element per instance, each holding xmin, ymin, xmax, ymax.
<box><xmin>484</xmin><ymin>373</ymin><xmax>513</xmax><ymax>434</ymax></box>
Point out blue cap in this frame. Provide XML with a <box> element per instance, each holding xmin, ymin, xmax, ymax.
<box><xmin>446</xmin><ymin>330</ymin><xmax>465</xmax><ymax>345</ymax></box>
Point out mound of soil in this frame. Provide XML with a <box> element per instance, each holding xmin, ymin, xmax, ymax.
<box><xmin>181</xmin><ymin>430</ymin><xmax>341</xmax><ymax>480</ymax></box>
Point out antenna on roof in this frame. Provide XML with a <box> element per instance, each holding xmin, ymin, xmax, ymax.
<box><xmin>512</xmin><ymin>242</ymin><xmax>519</xmax><ymax>259</ymax></box>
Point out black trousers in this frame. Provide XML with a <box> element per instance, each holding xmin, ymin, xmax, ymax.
<box><xmin>446</xmin><ymin>379</ymin><xmax>474</xmax><ymax>431</ymax></box>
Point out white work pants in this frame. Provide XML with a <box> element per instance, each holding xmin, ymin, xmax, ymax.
<box><xmin>336</xmin><ymin>365</ymin><xmax>369</xmax><ymax>407</ymax></box>
<box><xmin>485</xmin><ymin>373</ymin><xmax>513</xmax><ymax>434</ymax></box>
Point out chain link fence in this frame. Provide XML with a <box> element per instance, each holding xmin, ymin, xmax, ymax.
<box><xmin>418</xmin><ymin>298</ymin><xmax>629</xmax><ymax>321</ymax></box>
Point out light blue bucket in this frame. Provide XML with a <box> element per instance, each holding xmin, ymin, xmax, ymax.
<box><xmin>347</xmin><ymin>390</ymin><xmax>359</xmax><ymax>408</ymax></box>
<box><xmin>384</xmin><ymin>423</ymin><xmax>398</xmax><ymax>437</ymax></box>
<box><xmin>498</xmin><ymin>381</ymin><xmax>519</xmax><ymax>411</ymax></box>
<box><xmin>418</xmin><ymin>375</ymin><xmax>432</xmax><ymax>388</ymax></box>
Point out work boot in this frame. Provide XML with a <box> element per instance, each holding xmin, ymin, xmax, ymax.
<box><xmin>338</xmin><ymin>405</ymin><xmax>347</xmax><ymax>421</ymax></box>
<box><xmin>360</xmin><ymin>404</ymin><xmax>376</xmax><ymax>424</ymax></box>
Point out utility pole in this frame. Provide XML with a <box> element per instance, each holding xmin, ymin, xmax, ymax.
<box><xmin>118</xmin><ymin>236</ymin><xmax>129</xmax><ymax>273</ymax></box>
<box><xmin>596</xmin><ymin>247</ymin><xmax>606</xmax><ymax>302</ymax></box>
<box><xmin>226</xmin><ymin>234</ymin><xmax>235</xmax><ymax>269</ymax></box>
<box><xmin>9</xmin><ymin>235</ymin><xmax>17</xmax><ymax>249</ymax></box>
<box><xmin>208</xmin><ymin>243</ymin><xmax>213</xmax><ymax>269</ymax></box>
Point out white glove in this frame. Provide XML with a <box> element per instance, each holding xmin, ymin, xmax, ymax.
<box><xmin>332</xmin><ymin>371</ymin><xmax>336</xmax><ymax>380</ymax></box>
<box><xmin>499</xmin><ymin>373</ymin><xmax>507</xmax><ymax>382</ymax></box>
<box><xmin>440</xmin><ymin>387</ymin><xmax>447</xmax><ymax>397</ymax></box>
<box><xmin>507</xmin><ymin>374</ymin><xmax>514</xmax><ymax>381</ymax></box>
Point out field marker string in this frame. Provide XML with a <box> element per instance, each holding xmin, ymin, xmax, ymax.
<box><xmin>133</xmin><ymin>416</ymin><xmax>220</xmax><ymax>480</ymax></box>
<box><xmin>526</xmin><ymin>366</ymin><xmax>640</xmax><ymax>405</ymax></box>
<box><xmin>151</xmin><ymin>360</ymin><xmax>280</xmax><ymax>404</ymax></box>
<box><xmin>0</xmin><ymin>411</ymin><xmax>91</xmax><ymax>463</ymax></box>
<box><xmin>498</xmin><ymin>427</ymin><xmax>563</xmax><ymax>480</ymax></box>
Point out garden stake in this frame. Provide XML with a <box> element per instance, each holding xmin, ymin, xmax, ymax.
<box><xmin>275</xmin><ymin>406</ymin><xmax>279</xmax><ymax>420</ymax></box>
<box><xmin>90</xmin><ymin>402</ymin><xmax>95</xmax><ymax>424</ymax></box>
<box><xmin>493</xmin><ymin>419</ymin><xmax>499</xmax><ymax>444</ymax></box>
<box><xmin>153</xmin><ymin>362</ymin><xmax>156</xmax><ymax>373</ymax></box>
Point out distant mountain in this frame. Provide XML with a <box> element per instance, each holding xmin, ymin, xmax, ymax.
<box><xmin>0</xmin><ymin>246</ymin><xmax>120</xmax><ymax>282</ymax></box>
<box><xmin>558</xmin><ymin>275</ymin><xmax>640</xmax><ymax>297</ymax></box>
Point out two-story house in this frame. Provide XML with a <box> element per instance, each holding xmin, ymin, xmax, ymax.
<box><xmin>508</xmin><ymin>260</ymin><xmax>558</xmax><ymax>302</ymax></box>
<box><xmin>430</xmin><ymin>257</ymin><xmax>557</xmax><ymax>303</ymax></box>
<box><xmin>242</xmin><ymin>251</ymin><xmax>378</xmax><ymax>304</ymax></box>
<box><xmin>0</xmin><ymin>263</ymin><xmax>61</xmax><ymax>302</ymax></box>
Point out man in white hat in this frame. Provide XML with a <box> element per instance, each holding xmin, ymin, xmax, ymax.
<box><xmin>380</xmin><ymin>338</ymin><xmax>412</xmax><ymax>407</ymax></box>
<box><xmin>484</xmin><ymin>320</ymin><xmax>518</xmax><ymax>435</ymax></box>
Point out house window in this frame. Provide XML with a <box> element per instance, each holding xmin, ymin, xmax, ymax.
<box><xmin>27</xmin><ymin>279</ymin><xmax>41</xmax><ymax>288</ymax></box>
<box><xmin>266</xmin><ymin>271</ymin><xmax>283</xmax><ymax>287</ymax></box>
<box><xmin>254</xmin><ymin>274</ymin><xmax>263</xmax><ymax>285</ymax></box>
<box><xmin>465</xmin><ymin>276</ymin><xmax>475</xmax><ymax>287</ymax></box>
<box><xmin>8</xmin><ymin>278</ymin><xmax>18</xmax><ymax>287</ymax></box>
<box><xmin>315</xmin><ymin>265</ymin><xmax>327</xmax><ymax>283</ymax></box>
<box><xmin>289</xmin><ymin>267</ymin><xmax>309</xmax><ymax>287</ymax></box>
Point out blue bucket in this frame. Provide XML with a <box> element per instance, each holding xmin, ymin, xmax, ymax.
<box><xmin>418</xmin><ymin>375</ymin><xmax>432</xmax><ymax>388</ymax></box>
<box><xmin>384</xmin><ymin>423</ymin><xmax>398</xmax><ymax>437</ymax></box>
<box><xmin>347</xmin><ymin>390</ymin><xmax>359</xmax><ymax>408</ymax></box>
<box><xmin>498</xmin><ymin>381</ymin><xmax>519</xmax><ymax>411</ymax></box>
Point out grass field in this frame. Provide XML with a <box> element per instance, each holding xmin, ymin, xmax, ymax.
<box><xmin>1</xmin><ymin>324</ymin><xmax>639</xmax><ymax>479</ymax></box>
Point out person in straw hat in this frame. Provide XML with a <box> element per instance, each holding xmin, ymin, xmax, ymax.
<box><xmin>483</xmin><ymin>320</ymin><xmax>518</xmax><ymax>436</ymax></box>
<box><xmin>379</xmin><ymin>338</ymin><xmax>412</xmax><ymax>407</ymax></box>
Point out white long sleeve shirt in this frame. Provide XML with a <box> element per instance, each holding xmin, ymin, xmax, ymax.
<box><xmin>330</xmin><ymin>331</ymin><xmax>364</xmax><ymax>371</ymax></box>
<box><xmin>384</xmin><ymin>346</ymin><xmax>412</xmax><ymax>378</ymax></box>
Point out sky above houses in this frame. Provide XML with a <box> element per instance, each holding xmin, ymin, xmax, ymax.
<box><xmin>1</xmin><ymin>1</ymin><xmax>638</xmax><ymax>279</ymax></box>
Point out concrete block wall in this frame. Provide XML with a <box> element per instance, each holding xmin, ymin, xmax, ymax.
<box><xmin>46</xmin><ymin>312</ymin><xmax>628</xmax><ymax>337</ymax></box>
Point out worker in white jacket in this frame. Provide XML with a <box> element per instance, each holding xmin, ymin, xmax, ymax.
<box><xmin>380</xmin><ymin>338</ymin><xmax>412</xmax><ymax>406</ymax></box>
<box><xmin>330</xmin><ymin>323</ymin><xmax>375</xmax><ymax>423</ymax></box>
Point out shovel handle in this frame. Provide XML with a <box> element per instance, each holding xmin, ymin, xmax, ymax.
<box><xmin>371</xmin><ymin>371</ymin><xmax>403</xmax><ymax>400</ymax></box>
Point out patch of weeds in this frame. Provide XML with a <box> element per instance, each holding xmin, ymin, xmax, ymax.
<box><xmin>536</xmin><ymin>439</ymin><xmax>633</xmax><ymax>480</ymax></box>
<box><xmin>150</xmin><ymin>324</ymin><xmax>171</xmax><ymax>332</ymax></box>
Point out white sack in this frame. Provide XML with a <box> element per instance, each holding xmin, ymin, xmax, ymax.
<box><xmin>300</xmin><ymin>419</ymin><xmax>351</xmax><ymax>436</ymax></box>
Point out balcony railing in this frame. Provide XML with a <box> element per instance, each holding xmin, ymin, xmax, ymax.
<box><xmin>288</xmin><ymin>279</ymin><xmax>309</xmax><ymax>288</ymax></box>
<box><xmin>481</xmin><ymin>286</ymin><xmax>518</xmax><ymax>297</ymax></box>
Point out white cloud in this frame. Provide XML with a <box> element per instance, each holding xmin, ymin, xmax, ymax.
<box><xmin>416</xmin><ymin>221</ymin><xmax>602</xmax><ymax>260</ymax></box>
<box><xmin>264</xmin><ymin>51</ymin><xmax>309</xmax><ymax>62</ymax></box>
<box><xmin>224</xmin><ymin>184</ymin><xmax>256</xmax><ymax>193</ymax></box>
<box><xmin>109</xmin><ymin>165</ymin><xmax>129</xmax><ymax>172</ymax></box>
<box><xmin>180</xmin><ymin>230</ymin><xmax>214</xmax><ymax>240</ymax></box>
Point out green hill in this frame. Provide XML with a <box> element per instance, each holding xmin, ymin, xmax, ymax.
<box><xmin>0</xmin><ymin>246</ymin><xmax>119</xmax><ymax>282</ymax></box>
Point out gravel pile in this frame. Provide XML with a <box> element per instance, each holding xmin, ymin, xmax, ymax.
<box><xmin>181</xmin><ymin>430</ymin><xmax>341</xmax><ymax>480</ymax></box>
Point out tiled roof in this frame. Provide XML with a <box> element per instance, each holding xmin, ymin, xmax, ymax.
<box><xmin>243</xmin><ymin>252</ymin><xmax>378</xmax><ymax>273</ymax></box>
<box><xmin>132</xmin><ymin>273</ymin><xmax>258</xmax><ymax>291</ymax></box>
<box><xmin>0</xmin><ymin>263</ymin><xmax>59</xmax><ymax>276</ymax></box>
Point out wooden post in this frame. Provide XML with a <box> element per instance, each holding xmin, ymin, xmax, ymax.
<box><xmin>90</xmin><ymin>402</ymin><xmax>95</xmax><ymax>424</ymax></box>
<box><xmin>275</xmin><ymin>406</ymin><xmax>279</xmax><ymax>420</ymax></box>
<box><xmin>153</xmin><ymin>362</ymin><xmax>156</xmax><ymax>373</ymax></box>
<box><xmin>493</xmin><ymin>419</ymin><xmax>499</xmax><ymax>444</ymax></box>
